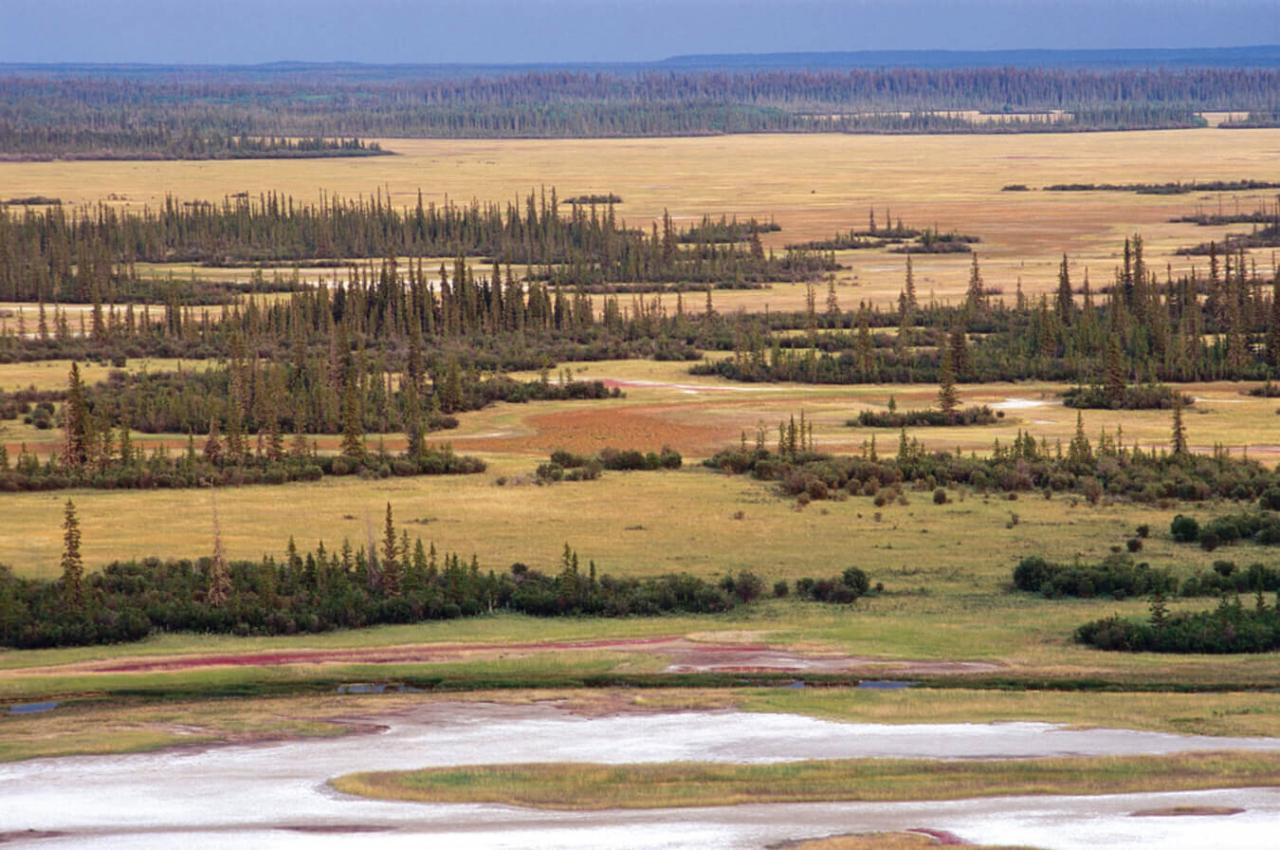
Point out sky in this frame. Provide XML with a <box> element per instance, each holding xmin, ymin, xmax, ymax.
<box><xmin>2</xmin><ymin>0</ymin><xmax>1278</xmax><ymax>66</ymax></box>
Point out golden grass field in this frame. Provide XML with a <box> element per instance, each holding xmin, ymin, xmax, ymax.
<box><xmin>2</xmin><ymin>129</ymin><xmax>1280</xmax><ymax>314</ymax></box>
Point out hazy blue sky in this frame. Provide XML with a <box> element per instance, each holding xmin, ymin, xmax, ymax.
<box><xmin>3</xmin><ymin>0</ymin><xmax>1278</xmax><ymax>65</ymax></box>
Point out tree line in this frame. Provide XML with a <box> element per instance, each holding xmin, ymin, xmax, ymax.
<box><xmin>0</xmin><ymin>190</ymin><xmax>835</xmax><ymax>305</ymax></box>
<box><xmin>707</xmin><ymin>408</ymin><xmax>1275</xmax><ymax>507</ymax></box>
<box><xmin>698</xmin><ymin>239</ymin><xmax>1280</xmax><ymax>386</ymax></box>
<box><xmin>1</xmin><ymin>68</ymin><xmax>1275</xmax><ymax>141</ymax></box>
<box><xmin>0</xmin><ymin>129</ymin><xmax>385</xmax><ymax>161</ymax></box>
<box><xmin>0</xmin><ymin>501</ymin><xmax>872</xmax><ymax>648</ymax></box>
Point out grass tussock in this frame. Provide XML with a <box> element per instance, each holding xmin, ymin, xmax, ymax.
<box><xmin>331</xmin><ymin>750</ymin><xmax>1280</xmax><ymax>810</ymax></box>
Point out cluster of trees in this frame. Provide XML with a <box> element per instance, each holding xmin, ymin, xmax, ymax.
<box><xmin>535</xmin><ymin>446</ymin><xmax>683</xmax><ymax>482</ymax></box>
<box><xmin>0</xmin><ymin>361</ymin><xmax>494</xmax><ymax>492</ymax></box>
<box><xmin>1043</xmin><ymin>179</ymin><xmax>1280</xmax><ymax>194</ymax></box>
<box><xmin>677</xmin><ymin>215</ymin><xmax>781</xmax><ymax>244</ymax></box>
<box><xmin>1076</xmin><ymin>592</ymin><xmax>1280</xmax><ymax>653</ymax></box>
<box><xmin>848</xmin><ymin>404</ymin><xmax>998</xmax><ymax>428</ymax></box>
<box><xmin>1172</xmin><ymin>199</ymin><xmax>1280</xmax><ymax>227</ymax></box>
<box><xmin>706</xmin><ymin>411</ymin><xmax>1275</xmax><ymax>506</ymax></box>
<box><xmin>2</xmin><ymin>68</ymin><xmax>1273</xmax><ymax>141</ymax></box>
<box><xmin>1177</xmin><ymin>200</ymin><xmax>1280</xmax><ymax>255</ymax></box>
<box><xmin>1061</xmin><ymin>385</ymin><xmax>1193</xmax><ymax>410</ymax></box>
<box><xmin>0</xmin><ymin>502</ymin><xmax>871</xmax><ymax>649</ymax></box>
<box><xmin>699</xmin><ymin>238</ymin><xmax>1280</xmax><ymax>386</ymax></box>
<box><xmin>1013</xmin><ymin>553</ymin><xmax>1176</xmax><ymax>599</ymax></box>
<box><xmin>0</xmin><ymin>129</ymin><xmax>385</xmax><ymax>161</ymax></box>
<box><xmin>1180</xmin><ymin>560</ymin><xmax>1280</xmax><ymax>597</ymax></box>
<box><xmin>789</xmin><ymin>213</ymin><xmax>979</xmax><ymax>254</ymax></box>
<box><xmin>0</xmin><ymin>190</ymin><xmax>835</xmax><ymax>309</ymax></box>
<box><xmin>1169</xmin><ymin>501</ymin><xmax>1280</xmax><ymax>551</ymax></box>
<box><xmin>62</xmin><ymin>358</ymin><xmax>618</xmax><ymax>438</ymax></box>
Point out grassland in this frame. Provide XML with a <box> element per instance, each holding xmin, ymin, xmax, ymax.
<box><xmin>4</xmin><ymin>360</ymin><xmax>1280</xmax><ymax>695</ymax></box>
<box><xmin>331</xmin><ymin>750</ymin><xmax>1280</xmax><ymax>810</ymax></box>
<box><xmin>3</xmin><ymin>129</ymin><xmax>1280</xmax><ymax>780</ymax></box>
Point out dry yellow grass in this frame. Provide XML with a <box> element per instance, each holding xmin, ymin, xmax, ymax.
<box><xmin>1</xmin><ymin>131</ymin><xmax>1279</xmax><ymax>311</ymax></box>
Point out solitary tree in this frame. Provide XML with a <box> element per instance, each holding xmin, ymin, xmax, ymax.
<box><xmin>1171</xmin><ymin>394</ymin><xmax>1189</xmax><ymax>456</ymax></box>
<box><xmin>60</xmin><ymin>499</ymin><xmax>84</xmax><ymax>612</ymax></box>
<box><xmin>206</xmin><ymin>495</ymin><xmax>232</xmax><ymax>607</ymax></box>
<box><xmin>937</xmin><ymin>344</ymin><xmax>959</xmax><ymax>415</ymax></box>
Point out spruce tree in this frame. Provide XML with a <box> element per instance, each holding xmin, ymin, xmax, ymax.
<box><xmin>937</xmin><ymin>344</ymin><xmax>959</xmax><ymax>415</ymax></box>
<box><xmin>1266</xmin><ymin>276</ymin><xmax>1280</xmax><ymax>368</ymax></box>
<box><xmin>1171</xmin><ymin>394</ymin><xmax>1189</xmax><ymax>456</ymax></box>
<box><xmin>404</xmin><ymin>377</ymin><xmax>425</xmax><ymax>459</ymax></box>
<box><xmin>381</xmin><ymin>502</ymin><xmax>401</xmax><ymax>598</ymax></box>
<box><xmin>340</xmin><ymin>379</ymin><xmax>365</xmax><ymax>459</ymax></box>
<box><xmin>1055</xmin><ymin>254</ymin><xmax>1073</xmax><ymax>322</ymax></box>
<box><xmin>203</xmin><ymin>419</ymin><xmax>223</xmax><ymax>465</ymax></box>
<box><xmin>60</xmin><ymin>499</ymin><xmax>84</xmax><ymax>612</ymax></box>
<box><xmin>206</xmin><ymin>496</ymin><xmax>232</xmax><ymax>607</ymax></box>
<box><xmin>1103</xmin><ymin>334</ymin><xmax>1127</xmax><ymax>407</ymax></box>
<box><xmin>63</xmin><ymin>364</ymin><xmax>89</xmax><ymax>468</ymax></box>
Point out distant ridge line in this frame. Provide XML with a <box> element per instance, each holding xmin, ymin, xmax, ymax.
<box><xmin>3</xmin><ymin>46</ymin><xmax>1280</xmax><ymax>79</ymax></box>
<box><xmin>657</xmin><ymin>46</ymin><xmax>1280</xmax><ymax>70</ymax></box>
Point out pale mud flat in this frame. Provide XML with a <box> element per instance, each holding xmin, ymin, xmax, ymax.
<box><xmin>2</xmin><ymin>703</ymin><xmax>1279</xmax><ymax>850</ymax></box>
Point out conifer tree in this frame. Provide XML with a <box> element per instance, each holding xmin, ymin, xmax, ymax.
<box><xmin>1068</xmin><ymin>411</ymin><xmax>1093</xmax><ymax>466</ymax></box>
<box><xmin>381</xmin><ymin>502</ymin><xmax>401</xmax><ymax>597</ymax></box>
<box><xmin>60</xmin><ymin>499</ymin><xmax>84</xmax><ymax>612</ymax></box>
<box><xmin>937</xmin><ymin>343</ymin><xmax>959</xmax><ymax>415</ymax></box>
<box><xmin>1171</xmin><ymin>394</ymin><xmax>1189</xmax><ymax>456</ymax></box>
<box><xmin>1103</xmin><ymin>334</ymin><xmax>1127</xmax><ymax>407</ymax></box>
<box><xmin>964</xmin><ymin>253</ymin><xmax>985</xmax><ymax>315</ymax></box>
<box><xmin>203</xmin><ymin>419</ymin><xmax>224</xmax><ymax>465</ymax></box>
<box><xmin>206</xmin><ymin>495</ymin><xmax>232</xmax><ymax>607</ymax></box>
<box><xmin>1267</xmin><ymin>275</ymin><xmax>1280</xmax><ymax>368</ymax></box>
<box><xmin>1055</xmin><ymin>254</ymin><xmax>1074</xmax><ymax>322</ymax></box>
<box><xmin>902</xmin><ymin>255</ymin><xmax>918</xmax><ymax>314</ymax></box>
<box><xmin>404</xmin><ymin>377</ymin><xmax>425</xmax><ymax>459</ymax></box>
<box><xmin>340</xmin><ymin>379</ymin><xmax>365</xmax><ymax>459</ymax></box>
<box><xmin>855</xmin><ymin>308</ymin><xmax>875</xmax><ymax>380</ymax></box>
<box><xmin>63</xmin><ymin>364</ymin><xmax>89</xmax><ymax>468</ymax></box>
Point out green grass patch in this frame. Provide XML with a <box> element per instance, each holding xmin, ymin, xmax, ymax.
<box><xmin>332</xmin><ymin>750</ymin><xmax>1280</xmax><ymax>810</ymax></box>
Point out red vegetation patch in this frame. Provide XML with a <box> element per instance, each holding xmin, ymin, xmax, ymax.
<box><xmin>460</xmin><ymin>405</ymin><xmax>737</xmax><ymax>457</ymax></box>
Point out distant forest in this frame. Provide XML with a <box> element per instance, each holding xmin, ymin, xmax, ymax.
<box><xmin>0</xmin><ymin>66</ymin><xmax>1277</xmax><ymax>147</ymax></box>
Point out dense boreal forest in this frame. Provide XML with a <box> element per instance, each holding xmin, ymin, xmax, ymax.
<box><xmin>1</xmin><ymin>67</ymin><xmax>1275</xmax><ymax>145</ymax></box>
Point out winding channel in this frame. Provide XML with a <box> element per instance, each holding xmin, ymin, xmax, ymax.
<box><xmin>2</xmin><ymin>703</ymin><xmax>1279</xmax><ymax>849</ymax></box>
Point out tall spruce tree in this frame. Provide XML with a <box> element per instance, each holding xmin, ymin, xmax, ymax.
<box><xmin>1171</xmin><ymin>394</ymin><xmax>1189</xmax><ymax>456</ymax></box>
<box><xmin>60</xmin><ymin>499</ymin><xmax>84</xmax><ymax>612</ymax></box>
<box><xmin>63</xmin><ymin>364</ymin><xmax>89</xmax><ymax>469</ymax></box>
<box><xmin>381</xmin><ymin>502</ymin><xmax>401</xmax><ymax>598</ymax></box>
<box><xmin>937</xmin><ymin>344</ymin><xmax>959</xmax><ymax>415</ymax></box>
